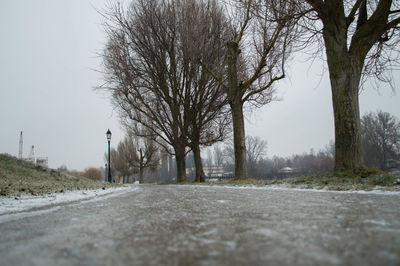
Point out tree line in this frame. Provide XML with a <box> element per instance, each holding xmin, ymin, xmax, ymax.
<box><xmin>201</xmin><ymin>109</ymin><xmax>400</xmax><ymax>180</ymax></box>
<box><xmin>99</xmin><ymin>0</ymin><xmax>400</xmax><ymax>182</ymax></box>
<box><xmin>96</xmin><ymin>110</ymin><xmax>398</xmax><ymax>183</ymax></box>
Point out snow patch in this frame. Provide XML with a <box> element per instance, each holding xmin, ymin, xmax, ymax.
<box><xmin>0</xmin><ymin>185</ymin><xmax>138</xmax><ymax>217</ymax></box>
<box><xmin>364</xmin><ymin>219</ymin><xmax>388</xmax><ymax>226</ymax></box>
<box><xmin>254</xmin><ymin>228</ymin><xmax>280</xmax><ymax>238</ymax></box>
<box><xmin>0</xmin><ymin>206</ymin><xmax>61</xmax><ymax>224</ymax></box>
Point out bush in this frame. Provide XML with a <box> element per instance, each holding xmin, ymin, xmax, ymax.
<box><xmin>83</xmin><ymin>167</ymin><xmax>103</xmax><ymax>181</ymax></box>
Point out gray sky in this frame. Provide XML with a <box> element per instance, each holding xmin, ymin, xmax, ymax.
<box><xmin>1</xmin><ymin>0</ymin><xmax>399</xmax><ymax>170</ymax></box>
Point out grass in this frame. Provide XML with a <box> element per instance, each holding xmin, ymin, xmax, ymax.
<box><xmin>1</xmin><ymin>153</ymin><xmax>399</xmax><ymax>196</ymax></box>
<box><xmin>0</xmin><ymin>154</ymin><xmax>119</xmax><ymax>197</ymax></box>
<box><xmin>186</xmin><ymin>169</ymin><xmax>400</xmax><ymax>191</ymax></box>
<box><xmin>264</xmin><ymin>170</ymin><xmax>400</xmax><ymax>191</ymax></box>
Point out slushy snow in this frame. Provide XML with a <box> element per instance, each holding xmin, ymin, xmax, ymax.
<box><xmin>0</xmin><ymin>185</ymin><xmax>137</xmax><ymax>216</ymax></box>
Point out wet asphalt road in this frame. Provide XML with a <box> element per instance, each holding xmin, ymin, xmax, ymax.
<box><xmin>0</xmin><ymin>185</ymin><xmax>399</xmax><ymax>266</ymax></box>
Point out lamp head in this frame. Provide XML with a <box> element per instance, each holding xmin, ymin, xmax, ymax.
<box><xmin>106</xmin><ymin>129</ymin><xmax>112</xmax><ymax>141</ymax></box>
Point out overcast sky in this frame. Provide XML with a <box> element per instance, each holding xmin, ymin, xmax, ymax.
<box><xmin>1</xmin><ymin>0</ymin><xmax>399</xmax><ymax>171</ymax></box>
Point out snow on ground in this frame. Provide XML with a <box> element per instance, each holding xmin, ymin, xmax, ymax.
<box><xmin>0</xmin><ymin>185</ymin><xmax>138</xmax><ymax>216</ymax></box>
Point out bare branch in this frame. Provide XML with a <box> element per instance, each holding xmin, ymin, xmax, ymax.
<box><xmin>346</xmin><ymin>0</ymin><xmax>365</xmax><ymax>27</ymax></box>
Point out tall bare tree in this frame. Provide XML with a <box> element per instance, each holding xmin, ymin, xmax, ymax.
<box><xmin>202</xmin><ymin>0</ymin><xmax>299</xmax><ymax>179</ymax></box>
<box><xmin>297</xmin><ymin>0</ymin><xmax>400</xmax><ymax>172</ymax></box>
<box><xmin>101</xmin><ymin>0</ymin><xmax>231</xmax><ymax>182</ymax></box>
<box><xmin>177</xmin><ymin>0</ymin><xmax>231</xmax><ymax>182</ymax></box>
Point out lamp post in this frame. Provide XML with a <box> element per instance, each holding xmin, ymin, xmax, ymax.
<box><xmin>104</xmin><ymin>163</ymin><xmax>107</xmax><ymax>182</ymax></box>
<box><xmin>106</xmin><ymin>129</ymin><xmax>112</xmax><ymax>183</ymax></box>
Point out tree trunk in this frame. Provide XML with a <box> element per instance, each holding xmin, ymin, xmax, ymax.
<box><xmin>175</xmin><ymin>146</ymin><xmax>186</xmax><ymax>183</ymax></box>
<box><xmin>231</xmin><ymin>102</ymin><xmax>248</xmax><ymax>179</ymax></box>
<box><xmin>139</xmin><ymin>166</ymin><xmax>144</xmax><ymax>183</ymax></box>
<box><xmin>139</xmin><ymin>148</ymin><xmax>144</xmax><ymax>183</ymax></box>
<box><xmin>324</xmin><ymin>30</ymin><xmax>364</xmax><ymax>172</ymax></box>
<box><xmin>227</xmin><ymin>41</ymin><xmax>249</xmax><ymax>180</ymax></box>
<box><xmin>192</xmin><ymin>143</ymin><xmax>205</xmax><ymax>182</ymax></box>
<box><xmin>331</xmin><ymin>78</ymin><xmax>363</xmax><ymax>171</ymax></box>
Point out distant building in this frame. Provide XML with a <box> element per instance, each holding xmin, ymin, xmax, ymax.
<box><xmin>204</xmin><ymin>166</ymin><xmax>225</xmax><ymax>178</ymax></box>
<box><xmin>36</xmin><ymin>157</ymin><xmax>48</xmax><ymax>168</ymax></box>
<box><xmin>278</xmin><ymin>167</ymin><xmax>294</xmax><ymax>174</ymax></box>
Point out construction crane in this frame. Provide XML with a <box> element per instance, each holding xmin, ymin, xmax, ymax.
<box><xmin>18</xmin><ymin>132</ymin><xmax>48</xmax><ymax>166</ymax></box>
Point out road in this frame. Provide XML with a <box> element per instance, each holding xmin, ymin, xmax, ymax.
<box><xmin>0</xmin><ymin>185</ymin><xmax>399</xmax><ymax>266</ymax></box>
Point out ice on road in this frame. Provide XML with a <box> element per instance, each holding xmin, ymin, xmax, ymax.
<box><xmin>0</xmin><ymin>184</ymin><xmax>399</xmax><ymax>266</ymax></box>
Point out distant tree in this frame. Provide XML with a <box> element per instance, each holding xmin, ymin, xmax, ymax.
<box><xmin>362</xmin><ymin>111</ymin><xmax>400</xmax><ymax>170</ymax></box>
<box><xmin>213</xmin><ymin>144</ymin><xmax>225</xmax><ymax>167</ymax></box>
<box><xmin>108</xmin><ymin>133</ymin><xmax>159</xmax><ymax>183</ymax></box>
<box><xmin>108</xmin><ymin>148</ymin><xmax>123</xmax><ymax>181</ymax></box>
<box><xmin>202</xmin><ymin>0</ymin><xmax>299</xmax><ymax>179</ymax></box>
<box><xmin>246</xmin><ymin>136</ymin><xmax>267</xmax><ymax>177</ymax></box>
<box><xmin>158</xmin><ymin>150</ymin><xmax>171</xmax><ymax>183</ymax></box>
<box><xmin>271</xmin><ymin>155</ymin><xmax>287</xmax><ymax>173</ymax></box>
<box><xmin>116</xmin><ymin>136</ymin><xmax>137</xmax><ymax>183</ymax></box>
<box><xmin>134</xmin><ymin>135</ymin><xmax>160</xmax><ymax>183</ymax></box>
<box><xmin>82</xmin><ymin>167</ymin><xmax>103</xmax><ymax>181</ymax></box>
<box><xmin>57</xmin><ymin>165</ymin><xmax>68</xmax><ymax>172</ymax></box>
<box><xmin>223</xmin><ymin>135</ymin><xmax>268</xmax><ymax>177</ymax></box>
<box><xmin>256</xmin><ymin>142</ymin><xmax>334</xmax><ymax>178</ymax></box>
<box><xmin>297</xmin><ymin>0</ymin><xmax>400</xmax><ymax>171</ymax></box>
<box><xmin>205</xmin><ymin>149</ymin><xmax>213</xmax><ymax>168</ymax></box>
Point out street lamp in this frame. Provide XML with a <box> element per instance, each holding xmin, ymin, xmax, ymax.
<box><xmin>106</xmin><ymin>129</ymin><xmax>112</xmax><ymax>183</ymax></box>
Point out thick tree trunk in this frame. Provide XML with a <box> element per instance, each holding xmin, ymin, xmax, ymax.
<box><xmin>175</xmin><ymin>147</ymin><xmax>186</xmax><ymax>183</ymax></box>
<box><xmin>227</xmin><ymin>41</ymin><xmax>249</xmax><ymax>180</ymax></box>
<box><xmin>192</xmin><ymin>144</ymin><xmax>205</xmax><ymax>182</ymax></box>
<box><xmin>324</xmin><ymin>30</ymin><xmax>364</xmax><ymax>172</ymax></box>
<box><xmin>231</xmin><ymin>102</ymin><xmax>248</xmax><ymax>179</ymax></box>
<box><xmin>331</xmin><ymin>77</ymin><xmax>363</xmax><ymax>171</ymax></box>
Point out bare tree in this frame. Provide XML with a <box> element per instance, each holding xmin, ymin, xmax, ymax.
<box><xmin>178</xmin><ymin>0</ymin><xmax>232</xmax><ymax>182</ymax></box>
<box><xmin>202</xmin><ymin>0</ymin><xmax>299</xmax><ymax>179</ymax></box>
<box><xmin>132</xmin><ymin>134</ymin><xmax>160</xmax><ymax>183</ymax></box>
<box><xmin>106</xmin><ymin>133</ymin><xmax>159</xmax><ymax>183</ymax></box>
<box><xmin>362</xmin><ymin>111</ymin><xmax>400</xmax><ymax>170</ymax></box>
<box><xmin>107</xmin><ymin>140</ymin><xmax>135</xmax><ymax>183</ymax></box>
<box><xmin>223</xmin><ymin>135</ymin><xmax>267</xmax><ymax>176</ymax></box>
<box><xmin>101</xmin><ymin>0</ymin><xmax>231</xmax><ymax>183</ymax></box>
<box><xmin>297</xmin><ymin>0</ymin><xmax>400</xmax><ymax>171</ymax></box>
<box><xmin>116</xmin><ymin>135</ymin><xmax>138</xmax><ymax>183</ymax></box>
<box><xmin>246</xmin><ymin>136</ymin><xmax>267</xmax><ymax>176</ymax></box>
<box><xmin>213</xmin><ymin>144</ymin><xmax>225</xmax><ymax>167</ymax></box>
<box><xmin>108</xmin><ymin>147</ymin><xmax>124</xmax><ymax>181</ymax></box>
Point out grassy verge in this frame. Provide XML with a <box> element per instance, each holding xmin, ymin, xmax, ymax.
<box><xmin>0</xmin><ymin>154</ymin><xmax>119</xmax><ymax>197</ymax></box>
<box><xmin>185</xmin><ymin>169</ymin><xmax>400</xmax><ymax>191</ymax></box>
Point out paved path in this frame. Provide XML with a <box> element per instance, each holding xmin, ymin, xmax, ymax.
<box><xmin>0</xmin><ymin>185</ymin><xmax>399</xmax><ymax>266</ymax></box>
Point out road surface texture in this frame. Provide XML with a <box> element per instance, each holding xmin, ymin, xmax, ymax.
<box><xmin>0</xmin><ymin>185</ymin><xmax>399</xmax><ymax>266</ymax></box>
